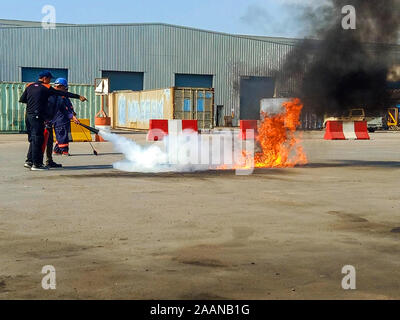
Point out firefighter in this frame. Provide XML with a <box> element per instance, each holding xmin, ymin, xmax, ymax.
<box><xmin>49</xmin><ymin>78</ymin><xmax>80</xmax><ymax>156</ymax></box>
<box><xmin>19</xmin><ymin>71</ymin><xmax>87</xmax><ymax>171</ymax></box>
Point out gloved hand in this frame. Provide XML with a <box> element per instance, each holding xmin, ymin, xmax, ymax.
<box><xmin>72</xmin><ymin>116</ymin><xmax>80</xmax><ymax>125</ymax></box>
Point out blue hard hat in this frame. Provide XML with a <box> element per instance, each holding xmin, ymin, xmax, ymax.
<box><xmin>54</xmin><ymin>78</ymin><xmax>68</xmax><ymax>88</ymax></box>
<box><xmin>38</xmin><ymin>70</ymin><xmax>54</xmax><ymax>79</ymax></box>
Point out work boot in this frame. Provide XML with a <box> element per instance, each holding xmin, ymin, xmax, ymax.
<box><xmin>46</xmin><ymin>161</ymin><xmax>63</xmax><ymax>168</ymax></box>
<box><xmin>24</xmin><ymin>161</ymin><xmax>33</xmax><ymax>169</ymax></box>
<box><xmin>31</xmin><ymin>164</ymin><xmax>49</xmax><ymax>171</ymax></box>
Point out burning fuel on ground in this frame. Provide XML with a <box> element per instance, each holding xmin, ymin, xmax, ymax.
<box><xmin>101</xmin><ymin>98</ymin><xmax>308</xmax><ymax>173</ymax></box>
<box><xmin>255</xmin><ymin>98</ymin><xmax>307</xmax><ymax>168</ymax></box>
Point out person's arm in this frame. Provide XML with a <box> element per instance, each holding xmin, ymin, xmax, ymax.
<box><xmin>66</xmin><ymin>99</ymin><xmax>80</xmax><ymax>124</ymax></box>
<box><xmin>19</xmin><ymin>83</ymin><xmax>34</xmax><ymax>103</ymax></box>
<box><xmin>19</xmin><ymin>88</ymin><xmax>28</xmax><ymax>104</ymax></box>
<box><xmin>48</xmin><ymin>86</ymin><xmax>87</xmax><ymax>101</ymax></box>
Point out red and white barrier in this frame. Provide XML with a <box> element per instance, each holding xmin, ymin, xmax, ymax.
<box><xmin>240</xmin><ymin>120</ymin><xmax>258</xmax><ymax>140</ymax></box>
<box><xmin>147</xmin><ymin>120</ymin><xmax>198</xmax><ymax>141</ymax></box>
<box><xmin>324</xmin><ymin>121</ymin><xmax>370</xmax><ymax>140</ymax></box>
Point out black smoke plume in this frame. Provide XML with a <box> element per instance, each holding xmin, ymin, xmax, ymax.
<box><xmin>281</xmin><ymin>0</ymin><xmax>400</xmax><ymax>116</ymax></box>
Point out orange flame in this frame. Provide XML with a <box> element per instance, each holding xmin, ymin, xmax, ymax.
<box><xmin>216</xmin><ymin>98</ymin><xmax>307</xmax><ymax>171</ymax></box>
<box><xmin>255</xmin><ymin>98</ymin><xmax>307</xmax><ymax>168</ymax></box>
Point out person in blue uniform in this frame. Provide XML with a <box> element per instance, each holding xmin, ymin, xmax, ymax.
<box><xmin>19</xmin><ymin>71</ymin><xmax>87</xmax><ymax>171</ymax></box>
<box><xmin>48</xmin><ymin>78</ymin><xmax>80</xmax><ymax>156</ymax></box>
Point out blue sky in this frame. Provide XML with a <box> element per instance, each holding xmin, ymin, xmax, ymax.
<box><xmin>0</xmin><ymin>0</ymin><xmax>320</xmax><ymax>38</ymax></box>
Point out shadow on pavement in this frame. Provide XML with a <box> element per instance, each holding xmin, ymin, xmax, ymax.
<box><xmin>61</xmin><ymin>165</ymin><xmax>114</xmax><ymax>171</ymax></box>
<box><xmin>68</xmin><ymin>153</ymin><xmax>122</xmax><ymax>157</ymax></box>
<box><xmin>34</xmin><ymin>160</ymin><xmax>400</xmax><ymax>179</ymax></box>
<box><xmin>54</xmin><ymin>168</ymin><xmax>297</xmax><ymax>179</ymax></box>
<box><xmin>304</xmin><ymin>160</ymin><xmax>400</xmax><ymax>168</ymax></box>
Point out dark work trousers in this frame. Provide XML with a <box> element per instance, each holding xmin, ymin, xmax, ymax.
<box><xmin>53</xmin><ymin>123</ymin><xmax>71</xmax><ymax>154</ymax></box>
<box><xmin>45</xmin><ymin>127</ymin><xmax>54</xmax><ymax>164</ymax></box>
<box><xmin>25</xmin><ymin>114</ymin><xmax>45</xmax><ymax>166</ymax></box>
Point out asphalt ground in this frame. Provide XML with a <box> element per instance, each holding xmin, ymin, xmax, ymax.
<box><xmin>0</xmin><ymin>131</ymin><xmax>399</xmax><ymax>299</ymax></box>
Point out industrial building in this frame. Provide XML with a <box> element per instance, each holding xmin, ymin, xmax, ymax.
<box><xmin>1</xmin><ymin>19</ymin><xmax>400</xmax><ymax>131</ymax></box>
<box><xmin>0</xmin><ymin>19</ymin><xmax>298</xmax><ymax>126</ymax></box>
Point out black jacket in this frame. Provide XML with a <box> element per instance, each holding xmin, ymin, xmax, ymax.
<box><xmin>19</xmin><ymin>81</ymin><xmax>81</xmax><ymax>117</ymax></box>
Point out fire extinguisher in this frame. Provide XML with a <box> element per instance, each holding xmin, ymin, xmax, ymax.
<box><xmin>42</xmin><ymin>127</ymin><xmax>50</xmax><ymax>154</ymax></box>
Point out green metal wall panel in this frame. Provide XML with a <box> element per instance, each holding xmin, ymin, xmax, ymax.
<box><xmin>0</xmin><ymin>82</ymin><xmax>26</xmax><ymax>132</ymax></box>
<box><xmin>68</xmin><ymin>83</ymin><xmax>101</xmax><ymax>128</ymax></box>
<box><xmin>0</xmin><ymin>82</ymin><xmax>100</xmax><ymax>132</ymax></box>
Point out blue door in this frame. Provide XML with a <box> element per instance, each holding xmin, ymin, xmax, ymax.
<box><xmin>22</xmin><ymin>67</ymin><xmax>68</xmax><ymax>83</ymax></box>
<box><xmin>240</xmin><ymin>76</ymin><xmax>275</xmax><ymax>120</ymax></box>
<box><xmin>102</xmin><ymin>71</ymin><xmax>144</xmax><ymax>92</ymax></box>
<box><xmin>175</xmin><ymin>74</ymin><xmax>213</xmax><ymax>88</ymax></box>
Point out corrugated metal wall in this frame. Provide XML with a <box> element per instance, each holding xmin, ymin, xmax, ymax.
<box><xmin>299</xmin><ymin>112</ymin><xmax>324</xmax><ymax>130</ymax></box>
<box><xmin>0</xmin><ymin>82</ymin><xmax>100</xmax><ymax>132</ymax></box>
<box><xmin>0</xmin><ymin>82</ymin><xmax>26</xmax><ymax>132</ymax></box>
<box><xmin>0</xmin><ymin>24</ymin><xmax>295</xmax><ymax>125</ymax></box>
